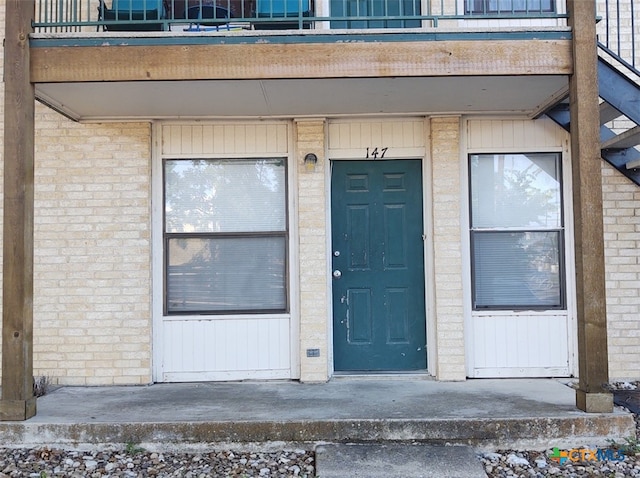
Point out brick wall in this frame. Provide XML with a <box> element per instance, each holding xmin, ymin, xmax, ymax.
<box><xmin>595</xmin><ymin>0</ymin><xmax>640</xmax><ymax>382</ymax></box>
<box><xmin>0</xmin><ymin>106</ymin><xmax>638</xmax><ymax>386</ymax></box>
<box><xmin>295</xmin><ymin>119</ymin><xmax>329</xmax><ymax>382</ymax></box>
<box><xmin>602</xmin><ymin>161</ymin><xmax>640</xmax><ymax>382</ymax></box>
<box><xmin>27</xmin><ymin>105</ymin><xmax>153</xmax><ymax>386</ymax></box>
<box><xmin>430</xmin><ymin>116</ymin><xmax>466</xmax><ymax>381</ymax></box>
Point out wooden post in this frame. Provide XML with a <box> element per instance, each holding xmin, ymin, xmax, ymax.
<box><xmin>567</xmin><ymin>0</ymin><xmax>613</xmax><ymax>413</ymax></box>
<box><xmin>1</xmin><ymin>0</ymin><xmax>37</xmax><ymax>420</ymax></box>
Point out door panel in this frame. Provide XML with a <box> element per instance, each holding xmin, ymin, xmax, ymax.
<box><xmin>331</xmin><ymin>160</ymin><xmax>426</xmax><ymax>371</ymax></box>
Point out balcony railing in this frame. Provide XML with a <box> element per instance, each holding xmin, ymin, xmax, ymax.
<box><xmin>33</xmin><ymin>0</ymin><xmax>568</xmax><ymax>32</ymax></box>
<box><xmin>598</xmin><ymin>0</ymin><xmax>639</xmax><ymax>68</ymax></box>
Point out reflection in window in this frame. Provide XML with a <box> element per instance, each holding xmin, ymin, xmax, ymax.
<box><xmin>164</xmin><ymin>158</ymin><xmax>287</xmax><ymax>314</ymax></box>
<box><xmin>469</xmin><ymin>153</ymin><xmax>565</xmax><ymax>310</ymax></box>
<box><xmin>465</xmin><ymin>0</ymin><xmax>554</xmax><ymax>14</ymax></box>
<box><xmin>330</xmin><ymin>0</ymin><xmax>421</xmax><ymax>28</ymax></box>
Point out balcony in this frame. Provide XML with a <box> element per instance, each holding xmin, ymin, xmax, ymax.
<box><xmin>35</xmin><ymin>0</ymin><xmax>568</xmax><ymax>32</ymax></box>
<box><xmin>30</xmin><ymin>0</ymin><xmax>572</xmax><ymax>121</ymax></box>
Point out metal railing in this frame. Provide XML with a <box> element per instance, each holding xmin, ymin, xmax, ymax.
<box><xmin>598</xmin><ymin>0</ymin><xmax>639</xmax><ymax>68</ymax></box>
<box><xmin>33</xmin><ymin>0</ymin><xmax>569</xmax><ymax>32</ymax></box>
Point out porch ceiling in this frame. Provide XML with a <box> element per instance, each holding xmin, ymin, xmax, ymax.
<box><xmin>36</xmin><ymin>75</ymin><xmax>568</xmax><ymax>121</ymax></box>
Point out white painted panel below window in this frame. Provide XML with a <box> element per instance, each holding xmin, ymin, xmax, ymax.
<box><xmin>471</xmin><ymin>314</ymin><xmax>570</xmax><ymax>377</ymax></box>
<box><xmin>161</xmin><ymin>317</ymin><xmax>291</xmax><ymax>382</ymax></box>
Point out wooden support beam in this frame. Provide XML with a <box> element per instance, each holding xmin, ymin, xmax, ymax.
<box><xmin>1</xmin><ymin>0</ymin><xmax>37</xmax><ymax>421</ymax></box>
<box><xmin>567</xmin><ymin>0</ymin><xmax>613</xmax><ymax>413</ymax></box>
<box><xmin>30</xmin><ymin>39</ymin><xmax>572</xmax><ymax>83</ymax></box>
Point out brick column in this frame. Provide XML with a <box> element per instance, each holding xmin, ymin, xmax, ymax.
<box><xmin>295</xmin><ymin>119</ymin><xmax>329</xmax><ymax>382</ymax></box>
<box><xmin>430</xmin><ymin>116</ymin><xmax>466</xmax><ymax>381</ymax></box>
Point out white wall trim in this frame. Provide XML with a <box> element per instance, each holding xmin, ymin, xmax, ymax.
<box><xmin>423</xmin><ymin>117</ymin><xmax>437</xmax><ymax>376</ymax></box>
<box><xmin>460</xmin><ymin>118</ymin><xmax>474</xmax><ymax>378</ymax></box>
<box><xmin>288</xmin><ymin>119</ymin><xmax>302</xmax><ymax>380</ymax></box>
<box><xmin>151</xmin><ymin>121</ymin><xmax>165</xmax><ymax>382</ymax></box>
<box><xmin>463</xmin><ymin>117</ymin><xmax>575</xmax><ymax>378</ymax></box>
<box><xmin>151</xmin><ymin>119</ymin><xmax>297</xmax><ymax>383</ymax></box>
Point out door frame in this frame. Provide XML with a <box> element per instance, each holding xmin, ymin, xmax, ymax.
<box><xmin>325</xmin><ymin>118</ymin><xmax>435</xmax><ymax>376</ymax></box>
<box><xmin>329</xmin><ymin>159</ymin><xmax>428</xmax><ymax>371</ymax></box>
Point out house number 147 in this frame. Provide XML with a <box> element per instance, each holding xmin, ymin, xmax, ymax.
<box><xmin>366</xmin><ymin>147</ymin><xmax>388</xmax><ymax>159</ymax></box>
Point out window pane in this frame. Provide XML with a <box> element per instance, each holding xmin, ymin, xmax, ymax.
<box><xmin>165</xmin><ymin>158</ymin><xmax>286</xmax><ymax>233</ymax></box>
<box><xmin>167</xmin><ymin>236</ymin><xmax>286</xmax><ymax>313</ymax></box>
<box><xmin>330</xmin><ymin>0</ymin><xmax>421</xmax><ymax>28</ymax></box>
<box><xmin>472</xmin><ymin>231</ymin><xmax>562</xmax><ymax>308</ymax></box>
<box><xmin>465</xmin><ymin>0</ymin><xmax>554</xmax><ymax>14</ymax></box>
<box><xmin>470</xmin><ymin>153</ymin><xmax>561</xmax><ymax>229</ymax></box>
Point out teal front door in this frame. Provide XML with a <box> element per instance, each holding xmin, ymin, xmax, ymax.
<box><xmin>331</xmin><ymin>160</ymin><xmax>427</xmax><ymax>371</ymax></box>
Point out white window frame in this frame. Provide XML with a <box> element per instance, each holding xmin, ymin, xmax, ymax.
<box><xmin>468</xmin><ymin>152</ymin><xmax>566</xmax><ymax>311</ymax></box>
<box><xmin>163</xmin><ymin>157</ymin><xmax>289</xmax><ymax>315</ymax></box>
<box><xmin>151</xmin><ymin>121</ymin><xmax>300</xmax><ymax>382</ymax></box>
<box><xmin>461</xmin><ymin>118</ymin><xmax>577</xmax><ymax>378</ymax></box>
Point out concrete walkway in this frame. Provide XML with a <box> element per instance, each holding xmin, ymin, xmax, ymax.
<box><xmin>316</xmin><ymin>443</ymin><xmax>489</xmax><ymax>477</ymax></box>
<box><xmin>0</xmin><ymin>378</ymin><xmax>634</xmax><ymax>452</ymax></box>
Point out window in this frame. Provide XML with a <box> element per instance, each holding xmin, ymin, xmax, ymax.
<box><xmin>330</xmin><ymin>0</ymin><xmax>421</xmax><ymax>28</ymax></box>
<box><xmin>469</xmin><ymin>153</ymin><xmax>565</xmax><ymax>310</ymax></box>
<box><xmin>164</xmin><ymin>158</ymin><xmax>287</xmax><ymax>314</ymax></box>
<box><xmin>465</xmin><ymin>0</ymin><xmax>555</xmax><ymax>14</ymax></box>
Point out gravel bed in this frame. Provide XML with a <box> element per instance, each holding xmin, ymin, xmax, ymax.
<box><xmin>480</xmin><ymin>381</ymin><xmax>640</xmax><ymax>477</ymax></box>
<box><xmin>0</xmin><ymin>448</ymin><xmax>315</xmax><ymax>478</ymax></box>
<box><xmin>480</xmin><ymin>445</ymin><xmax>640</xmax><ymax>477</ymax></box>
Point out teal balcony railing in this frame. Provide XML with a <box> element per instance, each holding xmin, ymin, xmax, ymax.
<box><xmin>33</xmin><ymin>0</ymin><xmax>568</xmax><ymax>32</ymax></box>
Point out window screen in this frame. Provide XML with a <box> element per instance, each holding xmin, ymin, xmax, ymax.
<box><xmin>164</xmin><ymin>158</ymin><xmax>287</xmax><ymax>314</ymax></box>
<box><xmin>469</xmin><ymin>153</ymin><xmax>565</xmax><ymax>310</ymax></box>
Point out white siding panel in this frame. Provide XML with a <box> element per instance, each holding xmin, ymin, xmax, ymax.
<box><xmin>471</xmin><ymin>314</ymin><xmax>570</xmax><ymax>377</ymax></box>
<box><xmin>157</xmin><ymin>121</ymin><xmax>292</xmax><ymax>383</ymax></box>
<box><xmin>162</xmin><ymin>123</ymin><xmax>288</xmax><ymax>156</ymax></box>
<box><xmin>467</xmin><ymin>117</ymin><xmax>568</xmax><ymax>151</ymax></box>
<box><xmin>465</xmin><ymin>118</ymin><xmax>572</xmax><ymax>378</ymax></box>
<box><xmin>162</xmin><ymin>317</ymin><xmax>291</xmax><ymax>381</ymax></box>
<box><xmin>328</xmin><ymin>119</ymin><xmax>425</xmax><ymax>149</ymax></box>
<box><xmin>328</xmin><ymin>119</ymin><xmax>426</xmax><ymax>158</ymax></box>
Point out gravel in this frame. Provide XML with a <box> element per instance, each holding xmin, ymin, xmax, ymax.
<box><xmin>480</xmin><ymin>445</ymin><xmax>640</xmax><ymax>477</ymax></box>
<box><xmin>480</xmin><ymin>381</ymin><xmax>640</xmax><ymax>477</ymax></box>
<box><xmin>0</xmin><ymin>448</ymin><xmax>315</xmax><ymax>478</ymax></box>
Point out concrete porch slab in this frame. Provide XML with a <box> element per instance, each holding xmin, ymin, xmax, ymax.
<box><xmin>0</xmin><ymin>378</ymin><xmax>634</xmax><ymax>451</ymax></box>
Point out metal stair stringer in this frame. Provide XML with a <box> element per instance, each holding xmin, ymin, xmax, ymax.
<box><xmin>544</xmin><ymin>54</ymin><xmax>640</xmax><ymax>186</ymax></box>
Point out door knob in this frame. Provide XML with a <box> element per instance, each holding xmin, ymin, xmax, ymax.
<box><xmin>333</xmin><ymin>270</ymin><xmax>342</xmax><ymax>279</ymax></box>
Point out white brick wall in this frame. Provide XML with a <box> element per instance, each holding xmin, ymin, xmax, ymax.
<box><xmin>602</xmin><ymin>162</ymin><xmax>640</xmax><ymax>381</ymax></box>
<box><xmin>295</xmin><ymin>119</ymin><xmax>329</xmax><ymax>382</ymax></box>
<box><xmin>28</xmin><ymin>106</ymin><xmax>152</xmax><ymax>386</ymax></box>
<box><xmin>430</xmin><ymin>116</ymin><xmax>466</xmax><ymax>381</ymax></box>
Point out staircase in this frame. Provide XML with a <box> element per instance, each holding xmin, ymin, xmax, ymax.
<box><xmin>545</xmin><ymin>44</ymin><xmax>640</xmax><ymax>186</ymax></box>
